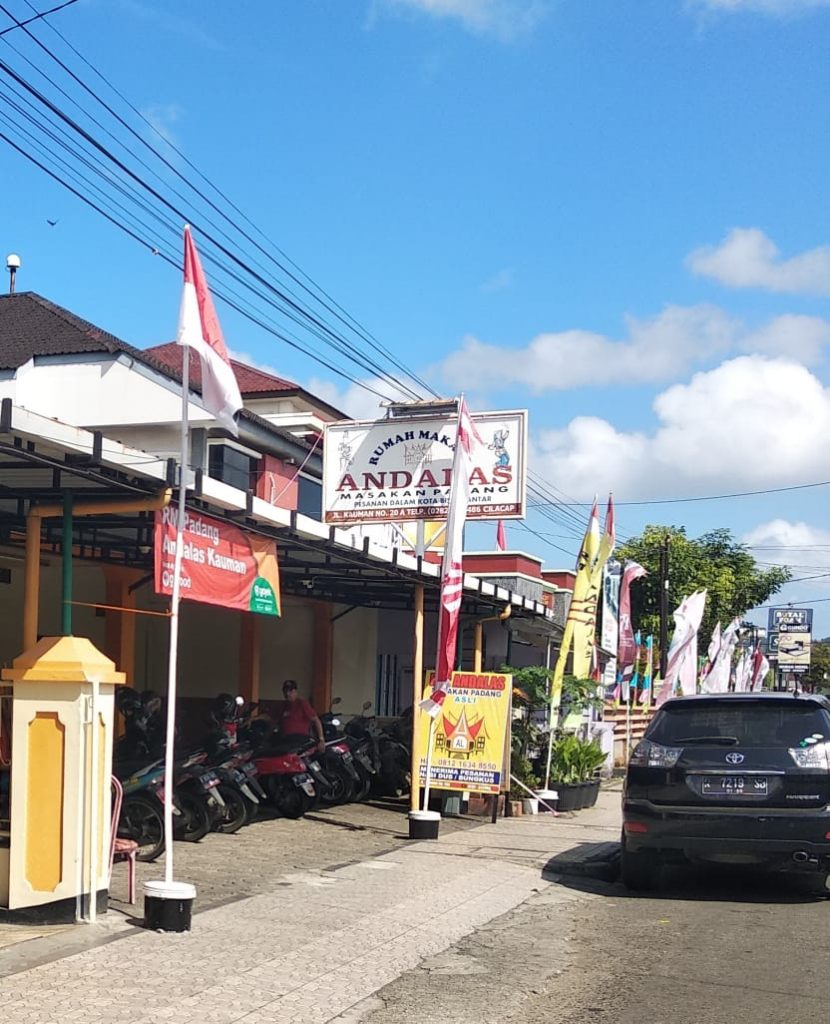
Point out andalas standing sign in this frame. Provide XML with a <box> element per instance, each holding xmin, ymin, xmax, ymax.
<box><xmin>154</xmin><ymin>505</ymin><xmax>281</xmax><ymax>616</ymax></box>
<box><xmin>322</xmin><ymin>409</ymin><xmax>527</xmax><ymax>524</ymax></box>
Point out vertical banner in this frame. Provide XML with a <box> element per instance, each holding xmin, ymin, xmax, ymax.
<box><xmin>601</xmin><ymin>560</ymin><xmax>622</xmax><ymax>692</ymax></box>
<box><xmin>418</xmin><ymin>672</ymin><xmax>512</xmax><ymax>793</ymax></box>
<box><xmin>616</xmin><ymin>560</ymin><xmax>647</xmax><ymax>697</ymax></box>
<box><xmin>639</xmin><ymin>635</ymin><xmax>654</xmax><ymax>706</ymax></box>
<box><xmin>655</xmin><ymin>591</ymin><xmax>707</xmax><ymax>706</ymax></box>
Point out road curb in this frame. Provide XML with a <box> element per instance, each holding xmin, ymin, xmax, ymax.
<box><xmin>544</xmin><ymin>841</ymin><xmax>621</xmax><ymax>882</ymax></box>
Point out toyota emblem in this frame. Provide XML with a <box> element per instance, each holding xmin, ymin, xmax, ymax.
<box><xmin>725</xmin><ymin>752</ymin><xmax>745</xmax><ymax>765</ymax></box>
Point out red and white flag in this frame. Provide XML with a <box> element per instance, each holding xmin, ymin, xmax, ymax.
<box><xmin>420</xmin><ymin>398</ymin><xmax>483</xmax><ymax>718</ymax></box>
<box><xmin>750</xmin><ymin>646</ymin><xmax>770</xmax><ymax>692</ymax></box>
<box><xmin>177</xmin><ymin>226</ymin><xmax>243</xmax><ymax>435</ymax></box>
<box><xmin>496</xmin><ymin>520</ymin><xmax>507</xmax><ymax>551</ymax></box>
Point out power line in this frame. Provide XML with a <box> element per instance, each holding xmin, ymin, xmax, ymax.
<box><xmin>14</xmin><ymin>0</ymin><xmax>438</xmax><ymax>401</ymax></box>
<box><xmin>0</xmin><ymin>0</ymin><xmax>78</xmax><ymax>38</ymax></box>
<box><xmin>528</xmin><ymin>479</ymin><xmax>830</xmax><ymax>507</ymax></box>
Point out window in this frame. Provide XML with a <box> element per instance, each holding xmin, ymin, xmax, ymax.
<box><xmin>208</xmin><ymin>444</ymin><xmax>255</xmax><ymax>492</ymax></box>
<box><xmin>647</xmin><ymin>699</ymin><xmax>830</xmax><ymax>748</ymax></box>
<box><xmin>298</xmin><ymin>475</ymin><xmax>322</xmax><ymax>520</ymax></box>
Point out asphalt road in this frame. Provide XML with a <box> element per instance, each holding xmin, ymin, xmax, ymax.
<box><xmin>359</xmin><ymin>862</ymin><xmax>830</xmax><ymax>1024</ymax></box>
<box><xmin>522</xmin><ymin>865</ymin><xmax>830</xmax><ymax>1024</ymax></box>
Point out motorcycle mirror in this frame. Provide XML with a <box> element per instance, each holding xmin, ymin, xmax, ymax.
<box><xmin>362</xmin><ymin>701</ymin><xmax>372</xmax><ymax>711</ymax></box>
<box><xmin>331</xmin><ymin>696</ymin><xmax>342</xmax><ymax>707</ymax></box>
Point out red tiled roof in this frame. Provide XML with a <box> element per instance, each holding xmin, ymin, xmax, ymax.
<box><xmin>146</xmin><ymin>342</ymin><xmax>298</xmax><ymax>396</ymax></box>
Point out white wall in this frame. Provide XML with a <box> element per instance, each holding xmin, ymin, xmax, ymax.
<box><xmin>332</xmin><ymin>605</ymin><xmax>378</xmax><ymax>714</ymax></box>
<box><xmin>259</xmin><ymin>597</ymin><xmax>315</xmax><ymax>702</ymax></box>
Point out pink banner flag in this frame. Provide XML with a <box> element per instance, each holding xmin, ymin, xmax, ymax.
<box><xmin>420</xmin><ymin>398</ymin><xmax>483</xmax><ymax>718</ymax></box>
<box><xmin>178</xmin><ymin>226</ymin><xmax>243</xmax><ymax>434</ymax></box>
<box><xmin>750</xmin><ymin>646</ymin><xmax>770</xmax><ymax>692</ymax></box>
<box><xmin>496</xmin><ymin>519</ymin><xmax>507</xmax><ymax>551</ymax></box>
<box><xmin>616</xmin><ymin>560</ymin><xmax>647</xmax><ymax>697</ymax></box>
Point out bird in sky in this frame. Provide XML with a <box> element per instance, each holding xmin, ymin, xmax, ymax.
<box><xmin>46</xmin><ymin>219</ymin><xmax>58</xmax><ymax>227</ymax></box>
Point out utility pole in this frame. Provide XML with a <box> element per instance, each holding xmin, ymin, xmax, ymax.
<box><xmin>659</xmin><ymin>534</ymin><xmax>670</xmax><ymax>678</ymax></box>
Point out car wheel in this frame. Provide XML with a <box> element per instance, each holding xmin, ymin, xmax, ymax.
<box><xmin>621</xmin><ymin>835</ymin><xmax>659</xmax><ymax>891</ymax></box>
<box><xmin>805</xmin><ymin>872</ymin><xmax>830</xmax><ymax>897</ymax></box>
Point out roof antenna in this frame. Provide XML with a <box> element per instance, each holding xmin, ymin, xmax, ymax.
<box><xmin>6</xmin><ymin>254</ymin><xmax>20</xmax><ymax>294</ymax></box>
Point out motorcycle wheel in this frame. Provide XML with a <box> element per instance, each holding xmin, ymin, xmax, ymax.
<box><xmin>212</xmin><ymin>784</ymin><xmax>248</xmax><ymax>834</ymax></box>
<box><xmin>271</xmin><ymin>779</ymin><xmax>312</xmax><ymax>819</ymax></box>
<box><xmin>119</xmin><ymin>794</ymin><xmax>164</xmax><ymax>862</ymax></box>
<box><xmin>353</xmin><ymin>766</ymin><xmax>373</xmax><ymax>802</ymax></box>
<box><xmin>318</xmin><ymin>767</ymin><xmax>347</xmax><ymax>805</ymax></box>
<box><xmin>173</xmin><ymin>790</ymin><xmax>212</xmax><ymax>842</ymax></box>
<box><xmin>241</xmin><ymin>794</ymin><xmax>259</xmax><ymax>825</ymax></box>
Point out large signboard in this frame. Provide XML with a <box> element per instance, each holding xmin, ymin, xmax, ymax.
<box><xmin>768</xmin><ymin>607</ymin><xmax>813</xmax><ymax>634</ymax></box>
<box><xmin>417</xmin><ymin>671</ymin><xmax>512</xmax><ymax>794</ymax></box>
<box><xmin>154</xmin><ymin>505</ymin><xmax>281</xmax><ymax>616</ymax></box>
<box><xmin>323</xmin><ymin>410</ymin><xmax>527</xmax><ymax>524</ymax></box>
<box><xmin>776</xmin><ymin>631</ymin><xmax>811</xmax><ymax>672</ymax></box>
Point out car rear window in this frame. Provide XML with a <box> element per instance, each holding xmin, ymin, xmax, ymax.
<box><xmin>646</xmin><ymin>699</ymin><xmax>830</xmax><ymax>748</ymax></box>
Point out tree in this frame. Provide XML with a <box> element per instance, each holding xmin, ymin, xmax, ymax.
<box><xmin>615</xmin><ymin>526</ymin><xmax>791</xmax><ymax>644</ymax></box>
<box><xmin>804</xmin><ymin>641</ymin><xmax>830</xmax><ymax>692</ymax></box>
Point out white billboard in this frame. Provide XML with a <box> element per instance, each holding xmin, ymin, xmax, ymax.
<box><xmin>323</xmin><ymin>410</ymin><xmax>527</xmax><ymax>525</ymax></box>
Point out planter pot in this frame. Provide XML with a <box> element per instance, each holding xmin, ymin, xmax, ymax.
<box><xmin>576</xmin><ymin>781</ymin><xmax>592</xmax><ymax>809</ymax></box>
<box><xmin>552</xmin><ymin>783</ymin><xmax>581</xmax><ymax>812</ymax></box>
<box><xmin>583</xmin><ymin>780</ymin><xmax>600</xmax><ymax>808</ymax></box>
<box><xmin>522</xmin><ymin>797</ymin><xmax>539</xmax><ymax>815</ymax></box>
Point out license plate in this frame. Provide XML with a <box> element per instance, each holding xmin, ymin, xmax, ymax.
<box><xmin>242</xmin><ymin>763</ymin><xmax>257</xmax><ymax>776</ymax></box>
<box><xmin>301</xmin><ymin>780</ymin><xmax>315</xmax><ymax>796</ymax></box>
<box><xmin>701</xmin><ymin>775</ymin><xmax>767</xmax><ymax>796</ymax></box>
<box><xmin>341</xmin><ymin>752</ymin><xmax>354</xmax><ymax>763</ymax></box>
<box><xmin>233</xmin><ymin>769</ymin><xmax>247</xmax><ymax>784</ymax></box>
<box><xmin>200</xmin><ymin>772</ymin><xmax>218</xmax><ymax>787</ymax></box>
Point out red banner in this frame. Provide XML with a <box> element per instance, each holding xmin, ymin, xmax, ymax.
<box><xmin>154</xmin><ymin>505</ymin><xmax>281</xmax><ymax>616</ymax></box>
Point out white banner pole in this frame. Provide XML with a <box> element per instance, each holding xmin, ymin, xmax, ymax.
<box><xmin>162</xmin><ymin>345</ymin><xmax>189</xmax><ymax>885</ymax></box>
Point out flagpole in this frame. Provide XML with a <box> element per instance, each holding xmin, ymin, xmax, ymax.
<box><xmin>162</xmin><ymin>342</ymin><xmax>189</xmax><ymax>884</ymax></box>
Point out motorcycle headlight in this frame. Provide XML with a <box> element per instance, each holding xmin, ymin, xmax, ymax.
<box><xmin>629</xmin><ymin>739</ymin><xmax>683</xmax><ymax>768</ymax></box>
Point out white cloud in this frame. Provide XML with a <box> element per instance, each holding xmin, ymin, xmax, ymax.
<box><xmin>741</xmin><ymin>315</ymin><xmax>830</xmax><ymax>365</ymax></box>
<box><xmin>687</xmin><ymin>228</ymin><xmax>830</xmax><ymax>296</ymax></box>
<box><xmin>688</xmin><ymin>0</ymin><xmax>830</xmax><ymax>14</ymax></box>
<box><xmin>141</xmin><ymin>104</ymin><xmax>184</xmax><ymax>151</ymax></box>
<box><xmin>480</xmin><ymin>267</ymin><xmax>514</xmax><ymax>293</ymax></box>
<box><xmin>533</xmin><ymin>355</ymin><xmax>830</xmax><ymax>499</ymax></box>
<box><xmin>375</xmin><ymin>0</ymin><xmax>547</xmax><ymax>39</ymax></box>
<box><xmin>437</xmin><ymin>305</ymin><xmax>830</xmax><ymax>394</ymax></box>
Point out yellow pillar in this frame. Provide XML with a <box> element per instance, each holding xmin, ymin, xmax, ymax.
<box><xmin>239</xmin><ymin>613</ymin><xmax>261</xmax><ymax>704</ymax></box>
<box><xmin>312</xmin><ymin>602</ymin><xmax>332</xmax><ymax>713</ymax></box>
<box><xmin>2</xmin><ymin>636</ymin><xmax>125</xmax><ymax>921</ymax></box>
<box><xmin>473</xmin><ymin>622</ymin><xmax>483</xmax><ymax>673</ymax></box>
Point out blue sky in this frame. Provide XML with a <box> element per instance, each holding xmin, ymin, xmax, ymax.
<box><xmin>2</xmin><ymin>0</ymin><xmax>830</xmax><ymax>635</ymax></box>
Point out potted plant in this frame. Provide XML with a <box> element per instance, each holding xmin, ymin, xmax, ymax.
<box><xmin>548</xmin><ymin>735</ymin><xmax>606</xmax><ymax>811</ymax></box>
<box><xmin>509</xmin><ymin>754</ymin><xmax>539</xmax><ymax>815</ymax></box>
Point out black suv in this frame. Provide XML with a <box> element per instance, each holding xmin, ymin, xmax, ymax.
<box><xmin>622</xmin><ymin>692</ymin><xmax>830</xmax><ymax>890</ymax></box>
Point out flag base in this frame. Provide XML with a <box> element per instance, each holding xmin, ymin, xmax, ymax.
<box><xmin>408</xmin><ymin>810</ymin><xmax>441</xmax><ymax>840</ymax></box>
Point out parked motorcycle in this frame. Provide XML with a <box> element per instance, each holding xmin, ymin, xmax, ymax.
<box><xmin>320</xmin><ymin>700</ymin><xmax>375</xmax><ymax>801</ymax></box>
<box><xmin>344</xmin><ymin>703</ymin><xmax>411</xmax><ymax>798</ymax></box>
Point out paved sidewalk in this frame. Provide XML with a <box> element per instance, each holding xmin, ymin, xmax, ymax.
<box><xmin>5</xmin><ymin>788</ymin><xmax>621</xmax><ymax>1024</ymax></box>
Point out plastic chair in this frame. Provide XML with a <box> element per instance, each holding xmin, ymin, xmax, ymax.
<box><xmin>109</xmin><ymin>776</ymin><xmax>138</xmax><ymax>904</ymax></box>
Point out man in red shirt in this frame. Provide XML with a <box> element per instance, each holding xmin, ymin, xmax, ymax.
<box><xmin>278</xmin><ymin>680</ymin><xmax>326</xmax><ymax>752</ymax></box>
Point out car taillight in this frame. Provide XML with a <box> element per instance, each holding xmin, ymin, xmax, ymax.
<box><xmin>788</xmin><ymin>742</ymin><xmax>830</xmax><ymax>770</ymax></box>
<box><xmin>629</xmin><ymin>739</ymin><xmax>683</xmax><ymax>768</ymax></box>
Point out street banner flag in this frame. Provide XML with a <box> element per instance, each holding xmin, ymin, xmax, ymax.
<box><xmin>496</xmin><ymin>519</ymin><xmax>507</xmax><ymax>551</ymax></box>
<box><xmin>628</xmin><ymin>630</ymin><xmax>642</xmax><ymax>702</ymax></box>
<box><xmin>703</xmin><ymin>617</ymin><xmax>741</xmax><ymax>693</ymax></box>
<box><xmin>750</xmin><ymin>647</ymin><xmax>770</xmax><ymax>691</ymax></box>
<box><xmin>615</xmin><ymin>559</ymin><xmax>647</xmax><ymax>699</ymax></box>
<box><xmin>655</xmin><ymin>590</ymin><xmax>707</xmax><ymax>707</ymax></box>
<box><xmin>551</xmin><ymin>495</ymin><xmax>616</xmax><ymax>708</ymax></box>
<box><xmin>639</xmin><ymin>634</ymin><xmax>654</xmax><ymax>706</ymax></box>
<box><xmin>178</xmin><ymin>225</ymin><xmax>243</xmax><ymax>435</ymax></box>
<box><xmin>420</xmin><ymin>398</ymin><xmax>483</xmax><ymax>718</ymax></box>
<box><xmin>699</xmin><ymin>622</ymin><xmax>721</xmax><ymax>687</ymax></box>
<box><xmin>734</xmin><ymin>650</ymin><xmax>750</xmax><ymax>692</ymax></box>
